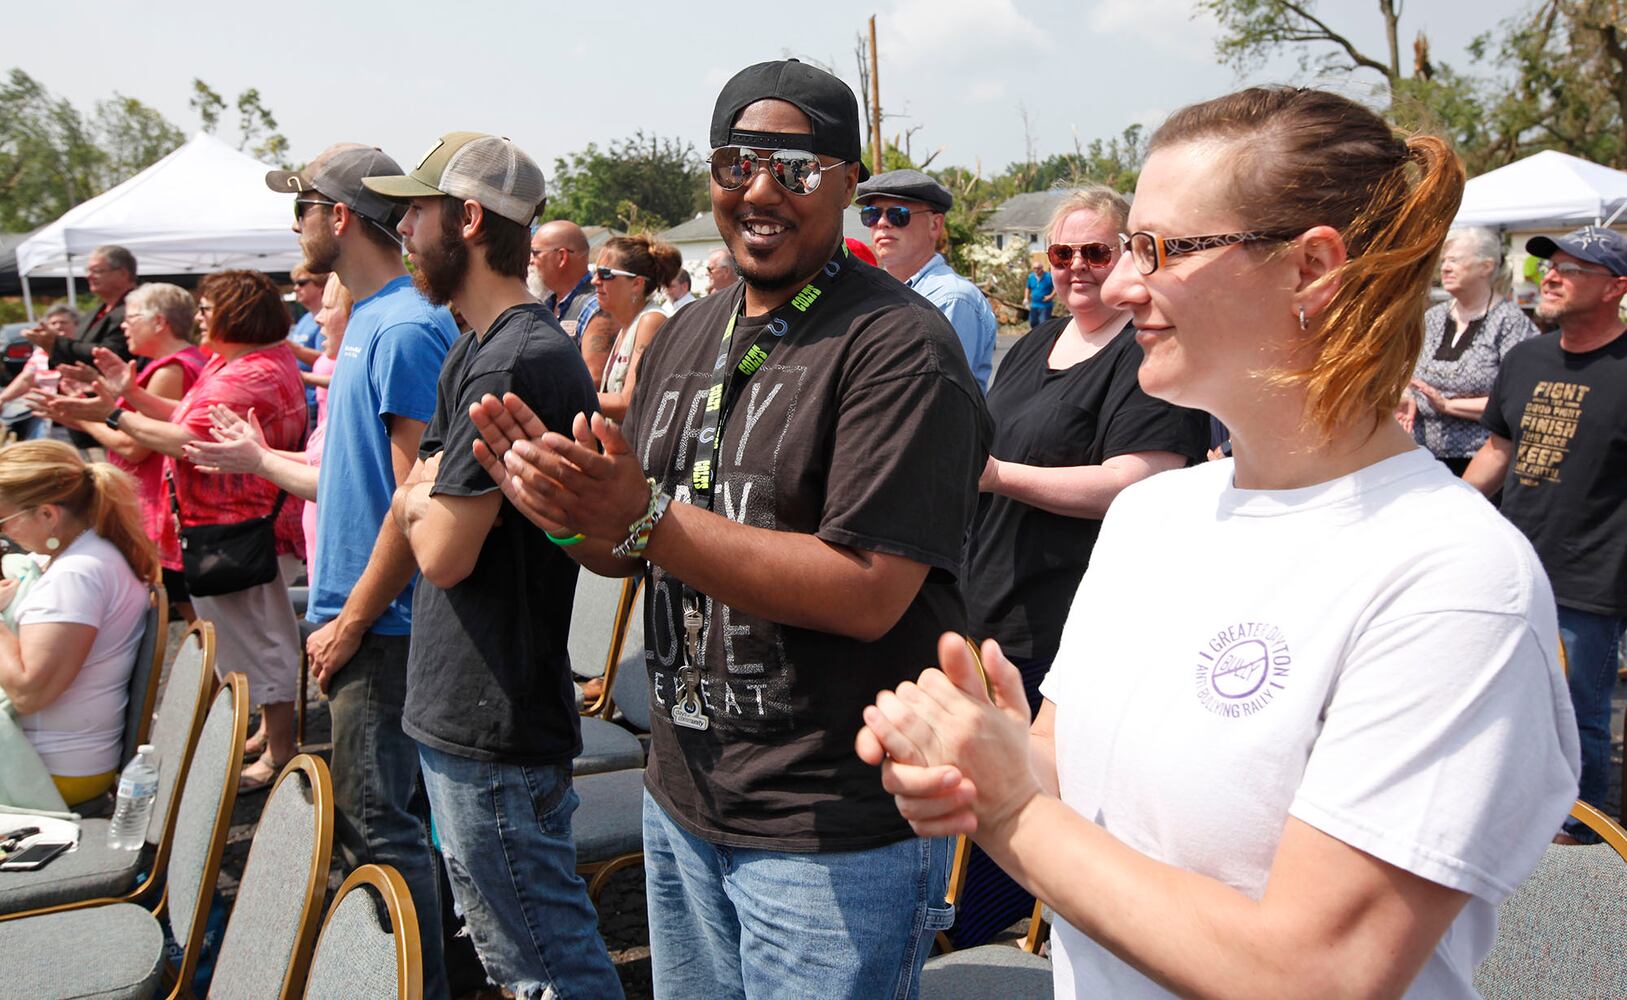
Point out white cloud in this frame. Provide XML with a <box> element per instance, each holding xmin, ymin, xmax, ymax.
<box><xmin>1085</xmin><ymin>0</ymin><xmax>1219</xmax><ymax>61</ymax></box>
<box><xmin>877</xmin><ymin>0</ymin><xmax>1050</xmax><ymax>71</ymax></box>
<box><xmin>971</xmin><ymin>79</ymin><xmax>1008</xmax><ymax>102</ymax></box>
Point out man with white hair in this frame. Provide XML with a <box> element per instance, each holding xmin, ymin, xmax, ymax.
<box><xmin>704</xmin><ymin>247</ymin><xmax>739</xmax><ymax>293</ymax></box>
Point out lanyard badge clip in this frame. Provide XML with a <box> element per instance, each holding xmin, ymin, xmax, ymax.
<box><xmin>673</xmin><ymin>601</ymin><xmax>711</xmax><ymax>730</ymax></box>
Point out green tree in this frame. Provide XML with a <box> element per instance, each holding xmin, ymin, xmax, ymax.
<box><xmin>544</xmin><ymin>132</ymin><xmax>705</xmax><ymax>232</ymax></box>
<box><xmin>191</xmin><ymin>78</ymin><xmax>291</xmax><ymax>168</ymax></box>
<box><xmin>0</xmin><ymin>68</ymin><xmax>103</xmax><ymax>229</ymax></box>
<box><xmin>1200</xmin><ymin>0</ymin><xmax>1406</xmax><ymax>80</ymax></box>
<box><xmin>1472</xmin><ymin>0</ymin><xmax>1626</xmax><ymax>169</ymax></box>
<box><xmin>94</xmin><ymin>94</ymin><xmax>186</xmax><ymax>184</ymax></box>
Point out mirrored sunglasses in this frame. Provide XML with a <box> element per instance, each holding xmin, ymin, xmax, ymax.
<box><xmin>860</xmin><ymin>205</ymin><xmax>920</xmax><ymax>228</ymax></box>
<box><xmin>710</xmin><ymin>147</ymin><xmax>846</xmax><ymax>197</ymax></box>
<box><xmin>1046</xmin><ymin>242</ymin><xmax>1116</xmax><ymax>270</ymax></box>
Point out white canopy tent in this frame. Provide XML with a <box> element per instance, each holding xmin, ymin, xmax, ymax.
<box><xmin>15</xmin><ymin>132</ymin><xmax>303</xmax><ymax>320</ymax></box>
<box><xmin>1454</xmin><ymin>150</ymin><xmax>1627</xmax><ymax>231</ymax></box>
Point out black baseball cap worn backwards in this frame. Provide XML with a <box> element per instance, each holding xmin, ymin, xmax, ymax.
<box><xmin>711</xmin><ymin>59</ymin><xmax>871</xmax><ymax>181</ymax></box>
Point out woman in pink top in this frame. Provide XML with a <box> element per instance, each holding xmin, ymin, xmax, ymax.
<box><xmin>49</xmin><ymin>284</ymin><xmax>207</xmax><ymax>622</ymax></box>
<box><xmin>44</xmin><ymin>270</ymin><xmax>307</xmax><ymax>792</ymax></box>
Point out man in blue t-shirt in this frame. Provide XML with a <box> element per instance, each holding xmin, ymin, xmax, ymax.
<box><xmin>1026</xmin><ymin>258</ymin><xmax>1054</xmax><ymax>328</ymax></box>
<box><xmin>267</xmin><ymin>143</ymin><xmax>458</xmax><ymax>999</ymax></box>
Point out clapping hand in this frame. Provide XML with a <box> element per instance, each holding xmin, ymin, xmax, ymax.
<box><xmin>856</xmin><ymin>634</ymin><xmax>1041</xmax><ymax>839</ymax></box>
<box><xmin>182</xmin><ymin>407</ymin><xmax>267</xmax><ymax>475</ymax></box>
<box><xmin>26</xmin><ymin>378</ymin><xmax>117</xmax><ymax>425</ymax></box>
<box><xmin>89</xmin><ymin>347</ymin><xmax>136</xmax><ymax>397</ymax></box>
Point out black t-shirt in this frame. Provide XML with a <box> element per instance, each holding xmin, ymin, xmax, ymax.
<box><xmin>624</xmin><ymin>261</ymin><xmax>992</xmax><ymax>851</ymax></box>
<box><xmin>965</xmin><ymin>318</ymin><xmax>1209</xmax><ymax>661</ymax></box>
<box><xmin>403</xmin><ymin>304</ymin><xmax>600</xmax><ymax>762</ymax></box>
<box><xmin>1482</xmin><ymin>330</ymin><xmax>1627</xmax><ymax>616</ymax></box>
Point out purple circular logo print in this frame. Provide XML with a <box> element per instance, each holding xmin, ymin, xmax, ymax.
<box><xmin>1194</xmin><ymin>622</ymin><xmax>1291</xmax><ymax>719</ymax></box>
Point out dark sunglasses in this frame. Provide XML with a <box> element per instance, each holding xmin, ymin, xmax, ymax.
<box><xmin>1046</xmin><ymin>242</ymin><xmax>1117</xmax><ymax>270</ymax></box>
<box><xmin>710</xmin><ymin>147</ymin><xmax>847</xmax><ymax>197</ymax></box>
<box><xmin>859</xmin><ymin>204</ymin><xmax>930</xmax><ymax>228</ymax></box>
<box><xmin>590</xmin><ymin>265</ymin><xmax>641</xmax><ymax>282</ymax></box>
<box><xmin>293</xmin><ymin>278</ymin><xmax>318</xmax><ymax>288</ymax></box>
<box><xmin>293</xmin><ymin>197</ymin><xmax>335</xmax><ymax>223</ymax></box>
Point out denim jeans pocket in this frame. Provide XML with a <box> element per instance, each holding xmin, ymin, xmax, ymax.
<box><xmin>520</xmin><ymin>763</ymin><xmax>578</xmax><ymax>836</ymax></box>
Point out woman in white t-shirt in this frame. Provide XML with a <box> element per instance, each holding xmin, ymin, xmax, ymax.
<box><xmin>858</xmin><ymin>87</ymin><xmax>1581</xmax><ymax>999</ymax></box>
<box><xmin>0</xmin><ymin>440</ymin><xmax>156</xmax><ymax>806</ymax></box>
<box><xmin>591</xmin><ymin>235</ymin><xmax>682</xmax><ymax>421</ymax></box>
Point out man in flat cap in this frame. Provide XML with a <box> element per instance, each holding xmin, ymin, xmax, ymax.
<box><xmin>362</xmin><ymin>132</ymin><xmax>621</xmax><ymax>998</ymax></box>
<box><xmin>267</xmin><ymin>142</ymin><xmax>458</xmax><ymax>998</ymax></box>
<box><xmin>469</xmin><ymin>59</ymin><xmax>990</xmax><ymax>997</ymax></box>
<box><xmin>858</xmin><ymin>168</ymin><xmax>998</xmax><ymax>391</ymax></box>
<box><xmin>1466</xmin><ymin>225</ymin><xmax>1627</xmax><ymax>840</ymax></box>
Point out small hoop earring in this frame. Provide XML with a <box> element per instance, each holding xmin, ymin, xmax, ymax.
<box><xmin>45</xmin><ymin>536</ymin><xmax>60</xmax><ymax>551</ymax></box>
<box><xmin>1298</xmin><ymin>307</ymin><xmax>1308</xmax><ymax>331</ymax></box>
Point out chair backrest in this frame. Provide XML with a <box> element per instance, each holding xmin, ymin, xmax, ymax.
<box><xmin>303</xmin><ymin>864</ymin><xmax>423</xmax><ymax>1000</ymax></box>
<box><xmin>164</xmin><ymin>672</ymin><xmax>247</xmax><ymax>993</ymax></box>
<box><xmin>1473</xmin><ymin>803</ymin><xmax>1627</xmax><ymax>999</ymax></box>
<box><xmin>568</xmin><ymin>570</ymin><xmax>635</xmax><ymax>684</ymax></box>
<box><xmin>118</xmin><ymin>585</ymin><xmax>168</xmax><ymax>767</ymax></box>
<box><xmin>604</xmin><ymin>582</ymin><xmax>648</xmax><ymax>732</ymax></box>
<box><xmin>212</xmin><ymin>755</ymin><xmax>335</xmax><ymax>999</ymax></box>
<box><xmin>144</xmin><ymin>620</ymin><xmax>216</xmax><ymax>851</ymax></box>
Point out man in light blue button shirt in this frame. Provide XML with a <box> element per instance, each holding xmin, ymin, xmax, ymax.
<box><xmin>858</xmin><ymin>168</ymin><xmax>997</xmax><ymax>390</ymax></box>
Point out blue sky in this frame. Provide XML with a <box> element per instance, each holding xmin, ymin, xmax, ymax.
<box><xmin>13</xmin><ymin>0</ymin><xmax>1532</xmax><ymax>179</ymax></box>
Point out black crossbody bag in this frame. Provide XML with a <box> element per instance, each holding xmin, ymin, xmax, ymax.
<box><xmin>166</xmin><ymin>469</ymin><xmax>287</xmax><ymax>597</ymax></box>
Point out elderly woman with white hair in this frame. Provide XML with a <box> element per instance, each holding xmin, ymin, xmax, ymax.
<box><xmin>1403</xmin><ymin>226</ymin><xmax>1539</xmax><ymax>473</ymax></box>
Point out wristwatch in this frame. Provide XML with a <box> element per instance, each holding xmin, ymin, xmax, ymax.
<box><xmin>104</xmin><ymin>409</ymin><xmax>124</xmax><ymax>431</ymax></box>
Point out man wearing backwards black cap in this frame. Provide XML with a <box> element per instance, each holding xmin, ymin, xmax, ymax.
<box><xmin>266</xmin><ymin>143</ymin><xmax>458</xmax><ymax>999</ymax></box>
<box><xmin>361</xmin><ymin>132</ymin><xmax>621</xmax><ymax>999</ymax></box>
<box><xmin>1466</xmin><ymin>225</ymin><xmax>1627</xmax><ymax>839</ymax></box>
<box><xmin>858</xmin><ymin>168</ymin><xmax>998</xmax><ymax>390</ymax></box>
<box><xmin>468</xmin><ymin>59</ymin><xmax>990</xmax><ymax>997</ymax></box>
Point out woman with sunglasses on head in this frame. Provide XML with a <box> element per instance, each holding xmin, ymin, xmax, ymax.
<box><xmin>591</xmin><ymin>234</ymin><xmax>683</xmax><ymax>421</ymax></box>
<box><xmin>0</xmin><ymin>440</ymin><xmax>158</xmax><ymax>808</ymax></box>
<box><xmin>951</xmin><ymin>187</ymin><xmax>1209</xmax><ymax>949</ymax></box>
<box><xmin>859</xmin><ymin>88</ymin><xmax>1578</xmax><ymax>999</ymax></box>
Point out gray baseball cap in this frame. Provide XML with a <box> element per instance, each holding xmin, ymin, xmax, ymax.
<box><xmin>265</xmin><ymin>143</ymin><xmax>405</xmax><ymax>227</ymax></box>
<box><xmin>362</xmin><ymin>132</ymin><xmax>546</xmax><ymax>227</ymax></box>
<box><xmin>1526</xmin><ymin>225</ymin><xmax>1627</xmax><ymax>277</ymax></box>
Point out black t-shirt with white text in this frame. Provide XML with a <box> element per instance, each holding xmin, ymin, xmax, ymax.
<box><xmin>1482</xmin><ymin>331</ymin><xmax>1627</xmax><ymax>616</ymax></box>
<box><xmin>404</xmin><ymin>304</ymin><xmax>599</xmax><ymax>762</ymax></box>
<box><xmin>625</xmin><ymin>260</ymin><xmax>991</xmax><ymax>851</ymax></box>
<box><xmin>966</xmin><ymin>318</ymin><xmax>1210</xmax><ymax>661</ymax></box>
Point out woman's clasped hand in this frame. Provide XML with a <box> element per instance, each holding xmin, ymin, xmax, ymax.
<box><xmin>856</xmin><ymin>634</ymin><xmax>1042</xmax><ymax>839</ymax></box>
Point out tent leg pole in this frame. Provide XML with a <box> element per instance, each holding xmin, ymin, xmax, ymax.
<box><xmin>21</xmin><ymin>276</ymin><xmax>33</xmax><ymax>323</ymax></box>
<box><xmin>65</xmin><ymin>256</ymin><xmax>75</xmax><ymax>307</ymax></box>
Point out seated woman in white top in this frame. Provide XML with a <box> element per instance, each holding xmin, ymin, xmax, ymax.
<box><xmin>0</xmin><ymin>439</ymin><xmax>156</xmax><ymax>806</ymax></box>
<box><xmin>589</xmin><ymin>235</ymin><xmax>683</xmax><ymax>421</ymax></box>
<box><xmin>857</xmin><ymin>86</ymin><xmax>1580</xmax><ymax>999</ymax></box>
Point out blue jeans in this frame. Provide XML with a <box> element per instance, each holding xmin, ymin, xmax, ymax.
<box><xmin>642</xmin><ymin>790</ymin><xmax>953</xmax><ymax>1000</ymax></box>
<box><xmin>326</xmin><ymin>631</ymin><xmax>447</xmax><ymax>998</ymax></box>
<box><xmin>417</xmin><ymin>745</ymin><xmax>622</xmax><ymax>1000</ymax></box>
<box><xmin>1557</xmin><ymin>606</ymin><xmax>1624</xmax><ymax>812</ymax></box>
<box><xmin>1028</xmin><ymin>302</ymin><xmax>1052</xmax><ymax>328</ymax></box>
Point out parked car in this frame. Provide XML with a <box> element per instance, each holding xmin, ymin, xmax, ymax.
<box><xmin>0</xmin><ymin>322</ymin><xmax>36</xmax><ymax>387</ymax></box>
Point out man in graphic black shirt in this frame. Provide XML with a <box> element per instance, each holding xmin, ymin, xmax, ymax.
<box><xmin>471</xmin><ymin>61</ymin><xmax>990</xmax><ymax>998</ymax></box>
<box><xmin>1467</xmin><ymin>225</ymin><xmax>1627</xmax><ymax>835</ymax></box>
<box><xmin>362</xmin><ymin>132</ymin><xmax>621</xmax><ymax>998</ymax></box>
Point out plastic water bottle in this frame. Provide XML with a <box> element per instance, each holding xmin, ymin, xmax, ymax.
<box><xmin>106</xmin><ymin>745</ymin><xmax>159</xmax><ymax>850</ymax></box>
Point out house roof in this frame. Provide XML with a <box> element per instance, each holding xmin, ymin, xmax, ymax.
<box><xmin>980</xmin><ymin>190</ymin><xmax>1076</xmax><ymax>234</ymax></box>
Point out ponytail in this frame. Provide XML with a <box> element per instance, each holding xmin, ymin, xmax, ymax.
<box><xmin>84</xmin><ymin>462</ymin><xmax>160</xmax><ymax>583</ymax></box>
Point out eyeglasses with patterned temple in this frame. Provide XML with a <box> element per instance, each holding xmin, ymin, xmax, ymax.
<box><xmin>1119</xmin><ymin>230</ymin><xmax>1300</xmax><ymax>275</ymax></box>
<box><xmin>709</xmin><ymin>147</ymin><xmax>848</xmax><ymax>197</ymax></box>
<box><xmin>1046</xmin><ymin>242</ymin><xmax>1117</xmax><ymax>270</ymax></box>
<box><xmin>590</xmin><ymin>265</ymin><xmax>641</xmax><ymax>282</ymax></box>
<box><xmin>1538</xmin><ymin>260</ymin><xmax>1617</xmax><ymax>280</ymax></box>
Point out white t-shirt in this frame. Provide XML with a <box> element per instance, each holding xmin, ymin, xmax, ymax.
<box><xmin>15</xmin><ymin>531</ymin><xmax>149</xmax><ymax>777</ymax></box>
<box><xmin>600</xmin><ymin>302</ymin><xmax>665</xmax><ymax>394</ymax></box>
<box><xmin>1039</xmin><ymin>448</ymin><xmax>1579</xmax><ymax>1000</ymax></box>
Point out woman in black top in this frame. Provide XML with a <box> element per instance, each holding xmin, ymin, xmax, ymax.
<box><xmin>952</xmin><ymin>187</ymin><xmax>1209</xmax><ymax>947</ymax></box>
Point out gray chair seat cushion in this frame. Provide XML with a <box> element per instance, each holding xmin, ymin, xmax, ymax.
<box><xmin>304</xmin><ymin>885</ymin><xmax>400</xmax><ymax>999</ymax></box>
<box><xmin>573</xmin><ymin>718</ymin><xmax>644</xmax><ymax>776</ymax></box>
<box><xmin>0</xmin><ymin>902</ymin><xmax>164</xmax><ymax>999</ymax></box>
<box><xmin>1475</xmin><ymin>841</ymin><xmax>1627</xmax><ymax>998</ymax></box>
<box><xmin>922</xmin><ymin>944</ymin><xmax>1052</xmax><ymax>1000</ymax></box>
<box><xmin>0</xmin><ymin>821</ymin><xmax>144</xmax><ymax>915</ymax></box>
<box><xmin>573</xmin><ymin>768</ymin><xmax>645</xmax><ymax>862</ymax></box>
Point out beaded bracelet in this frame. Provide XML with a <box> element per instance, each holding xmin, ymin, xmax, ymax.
<box><xmin>612</xmin><ymin>478</ymin><xmax>671</xmax><ymax>559</ymax></box>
